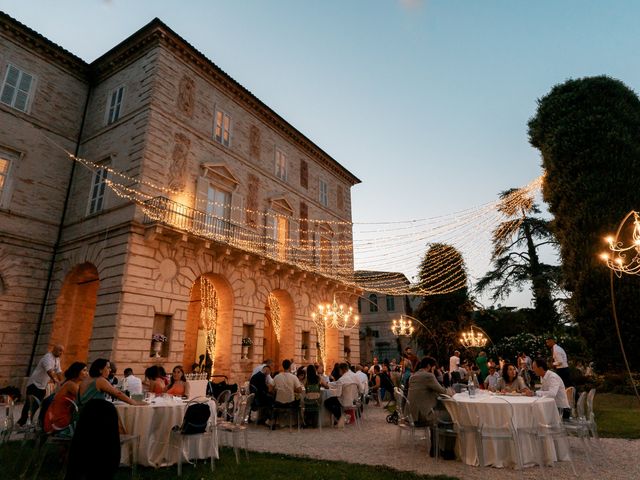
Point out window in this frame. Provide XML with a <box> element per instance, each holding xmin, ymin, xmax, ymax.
<box><xmin>369</xmin><ymin>294</ymin><xmax>378</xmax><ymax>313</ymax></box>
<box><xmin>214</xmin><ymin>109</ymin><xmax>231</xmax><ymax>146</ymax></box>
<box><xmin>206</xmin><ymin>185</ymin><xmax>231</xmax><ymax>235</ymax></box>
<box><xmin>386</xmin><ymin>296</ymin><xmax>395</xmax><ymax>312</ymax></box>
<box><xmin>106</xmin><ymin>86</ymin><xmax>124</xmax><ymax>124</ymax></box>
<box><xmin>275</xmin><ymin>149</ymin><xmax>287</xmax><ymax>181</ymax></box>
<box><xmin>1</xmin><ymin>64</ymin><xmax>34</xmax><ymax>112</ymax></box>
<box><xmin>88</xmin><ymin>166</ymin><xmax>108</xmax><ymax>215</ymax></box>
<box><xmin>357</xmin><ymin>297</ymin><xmax>362</xmax><ymax>313</ymax></box>
<box><xmin>319</xmin><ymin>179</ymin><xmax>328</xmax><ymax>206</ymax></box>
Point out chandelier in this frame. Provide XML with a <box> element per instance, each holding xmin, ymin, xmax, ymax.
<box><xmin>311</xmin><ymin>295</ymin><xmax>359</xmax><ymax>330</ymax></box>
<box><xmin>601</xmin><ymin>211</ymin><xmax>640</xmax><ymax>276</ymax></box>
<box><xmin>459</xmin><ymin>325</ymin><xmax>487</xmax><ymax>348</ymax></box>
<box><xmin>391</xmin><ymin>315</ymin><xmax>414</xmax><ymax>337</ymax></box>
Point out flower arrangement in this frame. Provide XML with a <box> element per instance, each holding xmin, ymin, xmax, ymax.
<box><xmin>241</xmin><ymin>337</ymin><xmax>253</xmax><ymax>347</ymax></box>
<box><xmin>152</xmin><ymin>333</ymin><xmax>168</xmax><ymax>343</ymax></box>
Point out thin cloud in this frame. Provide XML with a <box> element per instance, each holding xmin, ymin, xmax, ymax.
<box><xmin>399</xmin><ymin>0</ymin><xmax>426</xmax><ymax>11</ymax></box>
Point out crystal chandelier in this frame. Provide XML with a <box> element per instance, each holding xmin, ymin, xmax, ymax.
<box><xmin>391</xmin><ymin>315</ymin><xmax>414</xmax><ymax>337</ymax></box>
<box><xmin>311</xmin><ymin>295</ymin><xmax>359</xmax><ymax>330</ymax></box>
<box><xmin>459</xmin><ymin>325</ymin><xmax>487</xmax><ymax>348</ymax></box>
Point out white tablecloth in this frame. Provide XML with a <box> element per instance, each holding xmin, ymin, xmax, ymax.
<box><xmin>448</xmin><ymin>392</ymin><xmax>569</xmax><ymax>468</ymax></box>
<box><xmin>116</xmin><ymin>398</ymin><xmax>217</xmax><ymax>467</ymax></box>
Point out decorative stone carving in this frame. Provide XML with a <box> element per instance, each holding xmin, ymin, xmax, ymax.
<box><xmin>249</xmin><ymin>125</ymin><xmax>261</xmax><ymax>159</ymax></box>
<box><xmin>246</xmin><ymin>173</ymin><xmax>259</xmax><ymax>226</ymax></box>
<box><xmin>158</xmin><ymin>258</ymin><xmax>179</xmax><ymax>282</ymax></box>
<box><xmin>177</xmin><ymin>75</ymin><xmax>195</xmax><ymax>117</ymax></box>
<box><xmin>168</xmin><ymin>133</ymin><xmax>190</xmax><ymax>191</ymax></box>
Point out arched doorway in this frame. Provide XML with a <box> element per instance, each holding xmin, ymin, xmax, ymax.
<box><xmin>262</xmin><ymin>290</ymin><xmax>295</xmax><ymax>369</ymax></box>
<box><xmin>50</xmin><ymin>263</ymin><xmax>99</xmax><ymax>370</ymax></box>
<box><xmin>183</xmin><ymin>273</ymin><xmax>234</xmax><ymax>377</ymax></box>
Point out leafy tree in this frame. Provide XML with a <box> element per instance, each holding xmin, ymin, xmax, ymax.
<box><xmin>474</xmin><ymin>188</ymin><xmax>561</xmax><ymax>332</ymax></box>
<box><xmin>528</xmin><ymin>75</ymin><xmax>640</xmax><ymax>370</ymax></box>
<box><xmin>414</xmin><ymin>243</ymin><xmax>473</xmax><ymax>366</ymax></box>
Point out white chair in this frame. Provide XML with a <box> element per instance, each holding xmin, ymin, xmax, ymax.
<box><xmin>217</xmin><ymin>393</ymin><xmax>254</xmax><ymax>464</ymax></box>
<box><xmin>340</xmin><ymin>383</ymin><xmax>361</xmax><ymax>428</ymax></box>
<box><xmin>171</xmin><ymin>397</ymin><xmax>217</xmax><ymax>476</ymax></box>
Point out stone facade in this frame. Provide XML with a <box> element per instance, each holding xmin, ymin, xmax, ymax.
<box><xmin>0</xmin><ymin>13</ymin><xmax>360</xmax><ymax>386</ymax></box>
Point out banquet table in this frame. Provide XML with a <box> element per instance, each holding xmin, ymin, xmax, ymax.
<box><xmin>115</xmin><ymin>397</ymin><xmax>218</xmax><ymax>467</ymax></box>
<box><xmin>446</xmin><ymin>392</ymin><xmax>570</xmax><ymax>468</ymax></box>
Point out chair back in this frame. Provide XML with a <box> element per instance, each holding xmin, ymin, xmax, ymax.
<box><xmin>565</xmin><ymin>386</ymin><xmax>576</xmax><ymax>411</ymax></box>
<box><xmin>234</xmin><ymin>393</ymin><xmax>254</xmax><ymax>426</ymax></box>
<box><xmin>49</xmin><ymin>397</ymin><xmax>79</xmax><ymax>433</ymax></box>
<box><xmin>576</xmin><ymin>391</ymin><xmax>587</xmax><ymax>419</ymax></box>
<box><xmin>340</xmin><ymin>383</ymin><xmax>359</xmax><ymax>407</ymax></box>
<box><xmin>438</xmin><ymin>397</ymin><xmax>459</xmax><ymax>425</ymax></box>
<box><xmin>586</xmin><ymin>388</ymin><xmax>596</xmax><ymax>419</ymax></box>
<box><xmin>181</xmin><ymin>397</ymin><xmax>211</xmax><ymax>435</ymax></box>
<box><xmin>393</xmin><ymin>387</ymin><xmax>413</xmax><ymax>425</ymax></box>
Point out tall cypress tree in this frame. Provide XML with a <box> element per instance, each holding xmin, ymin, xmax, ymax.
<box><xmin>528</xmin><ymin>75</ymin><xmax>640</xmax><ymax>370</ymax></box>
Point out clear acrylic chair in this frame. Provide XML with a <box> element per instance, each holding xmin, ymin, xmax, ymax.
<box><xmin>216</xmin><ymin>390</ymin><xmax>232</xmax><ymax>421</ymax></box>
<box><xmin>477</xmin><ymin>396</ymin><xmax>524</xmax><ymax>469</ymax></box>
<box><xmin>1</xmin><ymin>394</ymin><xmax>15</xmax><ymax>445</ymax></box>
<box><xmin>529</xmin><ymin>396</ymin><xmax>577</xmax><ymax>476</ymax></box>
<box><xmin>393</xmin><ymin>387</ymin><xmax>417</xmax><ymax>446</ymax></box>
<box><xmin>340</xmin><ymin>383</ymin><xmax>361</xmax><ymax>428</ymax></box>
<box><xmin>171</xmin><ymin>397</ymin><xmax>217</xmax><ymax>476</ymax></box>
<box><xmin>217</xmin><ymin>393</ymin><xmax>254</xmax><ymax>464</ymax></box>
<box><xmin>433</xmin><ymin>396</ymin><xmax>458</xmax><ymax>463</ymax></box>
<box><xmin>585</xmin><ymin>388</ymin><xmax>600</xmax><ymax>442</ymax></box>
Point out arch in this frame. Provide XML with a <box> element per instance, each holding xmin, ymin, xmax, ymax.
<box><xmin>183</xmin><ymin>273</ymin><xmax>234</xmax><ymax>377</ymax></box>
<box><xmin>263</xmin><ymin>289</ymin><xmax>295</xmax><ymax>369</ymax></box>
<box><xmin>49</xmin><ymin>263</ymin><xmax>99</xmax><ymax>370</ymax></box>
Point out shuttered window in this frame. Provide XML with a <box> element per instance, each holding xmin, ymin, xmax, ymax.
<box><xmin>1</xmin><ymin>65</ymin><xmax>34</xmax><ymax>112</ymax></box>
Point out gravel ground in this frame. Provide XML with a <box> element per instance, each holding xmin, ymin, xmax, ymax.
<box><xmin>228</xmin><ymin>405</ymin><xmax>639</xmax><ymax>480</ymax></box>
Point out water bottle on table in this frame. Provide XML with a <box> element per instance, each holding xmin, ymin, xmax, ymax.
<box><xmin>468</xmin><ymin>375</ymin><xmax>476</xmax><ymax>397</ymax></box>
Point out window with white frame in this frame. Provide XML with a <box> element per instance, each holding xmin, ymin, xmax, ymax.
<box><xmin>319</xmin><ymin>179</ymin><xmax>328</xmax><ymax>207</ymax></box>
<box><xmin>88</xmin><ymin>166</ymin><xmax>109</xmax><ymax>215</ymax></box>
<box><xmin>214</xmin><ymin>109</ymin><xmax>231</xmax><ymax>146</ymax></box>
<box><xmin>1</xmin><ymin>64</ymin><xmax>34</xmax><ymax>112</ymax></box>
<box><xmin>106</xmin><ymin>86</ymin><xmax>124</xmax><ymax>125</ymax></box>
<box><xmin>275</xmin><ymin>149</ymin><xmax>287</xmax><ymax>181</ymax></box>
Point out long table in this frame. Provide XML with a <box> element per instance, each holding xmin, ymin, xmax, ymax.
<box><xmin>115</xmin><ymin>398</ymin><xmax>217</xmax><ymax>467</ymax></box>
<box><xmin>447</xmin><ymin>392</ymin><xmax>569</xmax><ymax>468</ymax></box>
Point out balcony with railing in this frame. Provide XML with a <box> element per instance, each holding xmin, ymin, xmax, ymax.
<box><xmin>141</xmin><ymin>196</ymin><xmax>347</xmax><ymax>277</ymax></box>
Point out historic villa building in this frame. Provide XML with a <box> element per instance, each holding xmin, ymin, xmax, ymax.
<box><xmin>0</xmin><ymin>12</ymin><xmax>361</xmax><ymax>386</ymax></box>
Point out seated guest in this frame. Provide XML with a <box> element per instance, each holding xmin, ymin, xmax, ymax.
<box><xmin>379</xmin><ymin>364</ymin><xmax>395</xmax><ymax>401</ymax></box>
<box><xmin>78</xmin><ymin>359</ymin><xmax>144</xmax><ymax>407</ymax></box>
<box><xmin>144</xmin><ymin>365</ymin><xmax>166</xmax><ymax>395</ymax></box>
<box><xmin>167</xmin><ymin>365</ymin><xmax>190</xmax><ymax>397</ymax></box>
<box><xmin>44</xmin><ymin>362</ymin><xmax>88</xmax><ymax>434</ymax></box>
<box><xmin>355</xmin><ymin>365</ymin><xmax>369</xmax><ymax>395</ymax></box>
<box><xmin>323</xmin><ymin>363</ymin><xmax>361</xmax><ymax>428</ymax></box>
<box><xmin>158</xmin><ymin>366</ymin><xmax>169</xmax><ymax>387</ymax></box>
<box><xmin>330</xmin><ymin>363</ymin><xmax>341</xmax><ymax>381</ymax></box>
<box><xmin>527</xmin><ymin>357</ymin><xmax>570</xmax><ymax>418</ymax></box>
<box><xmin>296</xmin><ymin>366</ymin><xmax>306</xmax><ymax>384</ymax></box>
<box><xmin>483</xmin><ymin>364</ymin><xmax>500</xmax><ymax>391</ymax></box>
<box><xmin>250</xmin><ymin>363</ymin><xmax>274</xmax><ymax>424</ymax></box>
<box><xmin>315</xmin><ymin>363</ymin><xmax>330</xmax><ymax>386</ymax></box>
<box><xmin>273</xmin><ymin>359</ymin><xmax>302</xmax><ymax>412</ymax></box>
<box><xmin>107</xmin><ymin>363</ymin><xmax>118</xmax><ymax>387</ymax></box>
<box><xmin>303</xmin><ymin>364</ymin><xmax>323</xmax><ymax>427</ymax></box>
<box><xmin>121</xmin><ymin>368</ymin><xmax>143</xmax><ymax>395</ymax></box>
<box><xmin>496</xmin><ymin>363</ymin><xmax>527</xmax><ymax>393</ymax></box>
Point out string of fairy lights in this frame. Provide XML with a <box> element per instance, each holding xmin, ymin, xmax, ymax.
<box><xmin>64</xmin><ymin>148</ymin><xmax>543</xmax><ymax>296</ymax></box>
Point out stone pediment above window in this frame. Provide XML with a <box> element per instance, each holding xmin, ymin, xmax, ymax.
<box><xmin>269</xmin><ymin>196</ymin><xmax>294</xmax><ymax>216</ymax></box>
<box><xmin>200</xmin><ymin>162</ymin><xmax>239</xmax><ymax>191</ymax></box>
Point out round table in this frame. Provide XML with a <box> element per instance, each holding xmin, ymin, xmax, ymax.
<box><xmin>115</xmin><ymin>398</ymin><xmax>217</xmax><ymax>467</ymax></box>
<box><xmin>448</xmin><ymin>392</ymin><xmax>569</xmax><ymax>467</ymax></box>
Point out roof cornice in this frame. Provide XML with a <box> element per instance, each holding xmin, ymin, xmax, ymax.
<box><xmin>90</xmin><ymin>18</ymin><xmax>361</xmax><ymax>186</ymax></box>
<box><xmin>0</xmin><ymin>11</ymin><xmax>88</xmax><ymax>80</ymax></box>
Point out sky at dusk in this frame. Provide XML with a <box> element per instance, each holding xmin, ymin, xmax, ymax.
<box><xmin>2</xmin><ymin>0</ymin><xmax>639</xmax><ymax>307</ymax></box>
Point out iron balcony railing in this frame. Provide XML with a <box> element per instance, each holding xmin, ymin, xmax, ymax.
<box><xmin>141</xmin><ymin>196</ymin><xmax>345</xmax><ymax>275</ymax></box>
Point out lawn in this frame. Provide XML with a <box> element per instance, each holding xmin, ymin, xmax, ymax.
<box><xmin>0</xmin><ymin>444</ymin><xmax>458</xmax><ymax>480</ymax></box>
<box><xmin>593</xmin><ymin>392</ymin><xmax>640</xmax><ymax>439</ymax></box>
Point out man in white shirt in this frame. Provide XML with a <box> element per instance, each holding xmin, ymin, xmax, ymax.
<box><xmin>529</xmin><ymin>357</ymin><xmax>571</xmax><ymax>418</ymax></box>
<box><xmin>121</xmin><ymin>368</ymin><xmax>143</xmax><ymax>395</ymax></box>
<box><xmin>252</xmin><ymin>359</ymin><xmax>275</xmax><ymax>386</ymax></box>
<box><xmin>18</xmin><ymin>344</ymin><xmax>64</xmax><ymax>426</ymax></box>
<box><xmin>354</xmin><ymin>364</ymin><xmax>369</xmax><ymax>395</ymax></box>
<box><xmin>546</xmin><ymin>337</ymin><xmax>572</xmax><ymax>387</ymax></box>
<box><xmin>449</xmin><ymin>350</ymin><xmax>460</xmax><ymax>377</ymax></box>
<box><xmin>324</xmin><ymin>363</ymin><xmax>361</xmax><ymax>428</ymax></box>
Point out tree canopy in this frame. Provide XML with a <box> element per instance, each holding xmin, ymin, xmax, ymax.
<box><xmin>528</xmin><ymin>75</ymin><xmax>640</xmax><ymax>370</ymax></box>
